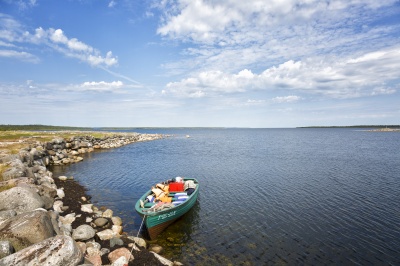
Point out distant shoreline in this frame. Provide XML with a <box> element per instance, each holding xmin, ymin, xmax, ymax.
<box><xmin>2</xmin><ymin>124</ymin><xmax>400</xmax><ymax>131</ymax></box>
<box><xmin>298</xmin><ymin>125</ymin><xmax>400</xmax><ymax>129</ymax></box>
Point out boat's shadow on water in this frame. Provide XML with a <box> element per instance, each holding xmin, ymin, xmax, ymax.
<box><xmin>147</xmin><ymin>200</ymin><xmax>201</xmax><ymax>258</ymax></box>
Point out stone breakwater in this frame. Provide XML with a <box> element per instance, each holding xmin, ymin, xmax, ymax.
<box><xmin>0</xmin><ymin>133</ymin><xmax>182</xmax><ymax>266</ymax></box>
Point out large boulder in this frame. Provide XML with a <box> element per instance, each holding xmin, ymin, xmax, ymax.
<box><xmin>0</xmin><ymin>187</ymin><xmax>44</xmax><ymax>214</ymax></box>
<box><xmin>0</xmin><ymin>210</ymin><xmax>56</xmax><ymax>251</ymax></box>
<box><xmin>0</xmin><ymin>177</ymin><xmax>34</xmax><ymax>188</ymax></box>
<box><xmin>0</xmin><ymin>235</ymin><xmax>83</xmax><ymax>266</ymax></box>
<box><xmin>1</xmin><ymin>160</ymin><xmax>28</xmax><ymax>181</ymax></box>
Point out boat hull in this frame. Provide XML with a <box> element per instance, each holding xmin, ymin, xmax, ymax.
<box><xmin>135</xmin><ymin>178</ymin><xmax>199</xmax><ymax>239</ymax></box>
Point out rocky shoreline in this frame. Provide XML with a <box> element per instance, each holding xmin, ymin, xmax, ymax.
<box><xmin>0</xmin><ymin>132</ymin><xmax>181</xmax><ymax>265</ymax></box>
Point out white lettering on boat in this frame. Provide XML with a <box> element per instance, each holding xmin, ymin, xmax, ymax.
<box><xmin>158</xmin><ymin>211</ymin><xmax>176</xmax><ymax>220</ymax></box>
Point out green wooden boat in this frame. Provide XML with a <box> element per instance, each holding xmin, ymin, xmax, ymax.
<box><xmin>135</xmin><ymin>178</ymin><xmax>199</xmax><ymax>239</ymax></box>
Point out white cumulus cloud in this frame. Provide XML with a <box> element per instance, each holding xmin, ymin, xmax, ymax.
<box><xmin>80</xmin><ymin>81</ymin><xmax>124</xmax><ymax>92</ymax></box>
<box><xmin>26</xmin><ymin>27</ymin><xmax>118</xmax><ymax>67</ymax></box>
<box><xmin>0</xmin><ymin>14</ymin><xmax>118</xmax><ymax>67</ymax></box>
<box><xmin>164</xmin><ymin>46</ymin><xmax>400</xmax><ymax>99</ymax></box>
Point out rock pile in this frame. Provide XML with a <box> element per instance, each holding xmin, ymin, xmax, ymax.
<box><xmin>0</xmin><ymin>133</ymin><xmax>181</xmax><ymax>265</ymax></box>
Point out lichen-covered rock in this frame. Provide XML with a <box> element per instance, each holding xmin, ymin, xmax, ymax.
<box><xmin>0</xmin><ymin>210</ymin><xmax>17</xmax><ymax>223</ymax></box>
<box><xmin>1</xmin><ymin>160</ymin><xmax>28</xmax><ymax>181</ymax></box>
<box><xmin>0</xmin><ymin>210</ymin><xmax>56</xmax><ymax>251</ymax></box>
<box><xmin>0</xmin><ymin>235</ymin><xmax>83</xmax><ymax>266</ymax></box>
<box><xmin>0</xmin><ymin>187</ymin><xmax>44</xmax><ymax>214</ymax></box>
<box><xmin>0</xmin><ymin>241</ymin><xmax>14</xmax><ymax>259</ymax></box>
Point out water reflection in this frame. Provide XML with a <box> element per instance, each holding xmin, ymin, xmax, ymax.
<box><xmin>152</xmin><ymin>200</ymin><xmax>201</xmax><ymax>260</ymax></box>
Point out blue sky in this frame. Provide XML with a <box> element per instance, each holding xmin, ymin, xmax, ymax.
<box><xmin>0</xmin><ymin>0</ymin><xmax>399</xmax><ymax>127</ymax></box>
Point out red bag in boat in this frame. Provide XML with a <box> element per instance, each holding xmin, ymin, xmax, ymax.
<box><xmin>169</xmin><ymin>182</ymin><xmax>184</xmax><ymax>192</ymax></box>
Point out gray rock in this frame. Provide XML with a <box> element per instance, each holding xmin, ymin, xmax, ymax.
<box><xmin>72</xmin><ymin>225</ymin><xmax>95</xmax><ymax>241</ymax></box>
<box><xmin>0</xmin><ymin>241</ymin><xmax>14</xmax><ymax>259</ymax></box>
<box><xmin>41</xmin><ymin>195</ymin><xmax>55</xmax><ymax>209</ymax></box>
<box><xmin>0</xmin><ymin>210</ymin><xmax>17</xmax><ymax>222</ymax></box>
<box><xmin>1</xmin><ymin>160</ymin><xmax>27</xmax><ymax>181</ymax></box>
<box><xmin>38</xmin><ymin>183</ymin><xmax>57</xmax><ymax>198</ymax></box>
<box><xmin>0</xmin><ymin>186</ymin><xmax>44</xmax><ymax>214</ymax></box>
<box><xmin>0</xmin><ymin>154</ymin><xmax>18</xmax><ymax>164</ymax></box>
<box><xmin>85</xmin><ymin>241</ymin><xmax>101</xmax><ymax>250</ymax></box>
<box><xmin>110</xmin><ymin>237</ymin><xmax>124</xmax><ymax>248</ymax></box>
<box><xmin>94</xmin><ymin>217</ymin><xmax>109</xmax><ymax>227</ymax></box>
<box><xmin>60</xmin><ymin>224</ymin><xmax>72</xmax><ymax>237</ymax></box>
<box><xmin>0</xmin><ymin>210</ymin><xmax>55</xmax><ymax>251</ymax></box>
<box><xmin>100</xmin><ymin>248</ymin><xmax>110</xmax><ymax>256</ymax></box>
<box><xmin>0</xmin><ymin>177</ymin><xmax>34</xmax><ymax>188</ymax></box>
<box><xmin>19</xmin><ymin>150</ymin><xmax>34</xmax><ymax>166</ymax></box>
<box><xmin>53</xmin><ymin>200</ymin><xmax>64</xmax><ymax>213</ymax></box>
<box><xmin>127</xmin><ymin>236</ymin><xmax>147</xmax><ymax>249</ymax></box>
<box><xmin>0</xmin><ymin>235</ymin><xmax>83</xmax><ymax>266</ymax></box>
<box><xmin>48</xmin><ymin>211</ymin><xmax>61</xmax><ymax>235</ymax></box>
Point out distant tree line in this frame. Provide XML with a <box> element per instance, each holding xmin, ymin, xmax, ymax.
<box><xmin>0</xmin><ymin>124</ymin><xmax>93</xmax><ymax>131</ymax></box>
<box><xmin>298</xmin><ymin>125</ymin><xmax>400</xmax><ymax>128</ymax></box>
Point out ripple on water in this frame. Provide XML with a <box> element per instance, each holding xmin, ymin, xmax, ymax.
<box><xmin>53</xmin><ymin>129</ymin><xmax>400</xmax><ymax>265</ymax></box>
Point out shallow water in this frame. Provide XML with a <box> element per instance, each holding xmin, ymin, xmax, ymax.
<box><xmin>51</xmin><ymin>128</ymin><xmax>400</xmax><ymax>265</ymax></box>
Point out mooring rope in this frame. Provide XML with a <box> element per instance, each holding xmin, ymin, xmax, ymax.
<box><xmin>130</xmin><ymin>214</ymin><xmax>146</xmax><ymax>255</ymax></box>
<box><xmin>137</xmin><ymin>214</ymin><xmax>146</xmax><ymax>238</ymax></box>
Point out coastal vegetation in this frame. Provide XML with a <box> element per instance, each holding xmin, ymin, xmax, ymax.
<box><xmin>0</xmin><ymin>124</ymin><xmax>92</xmax><ymax>131</ymax></box>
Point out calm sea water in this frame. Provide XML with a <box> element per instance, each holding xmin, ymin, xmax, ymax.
<box><xmin>51</xmin><ymin>128</ymin><xmax>400</xmax><ymax>265</ymax></box>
